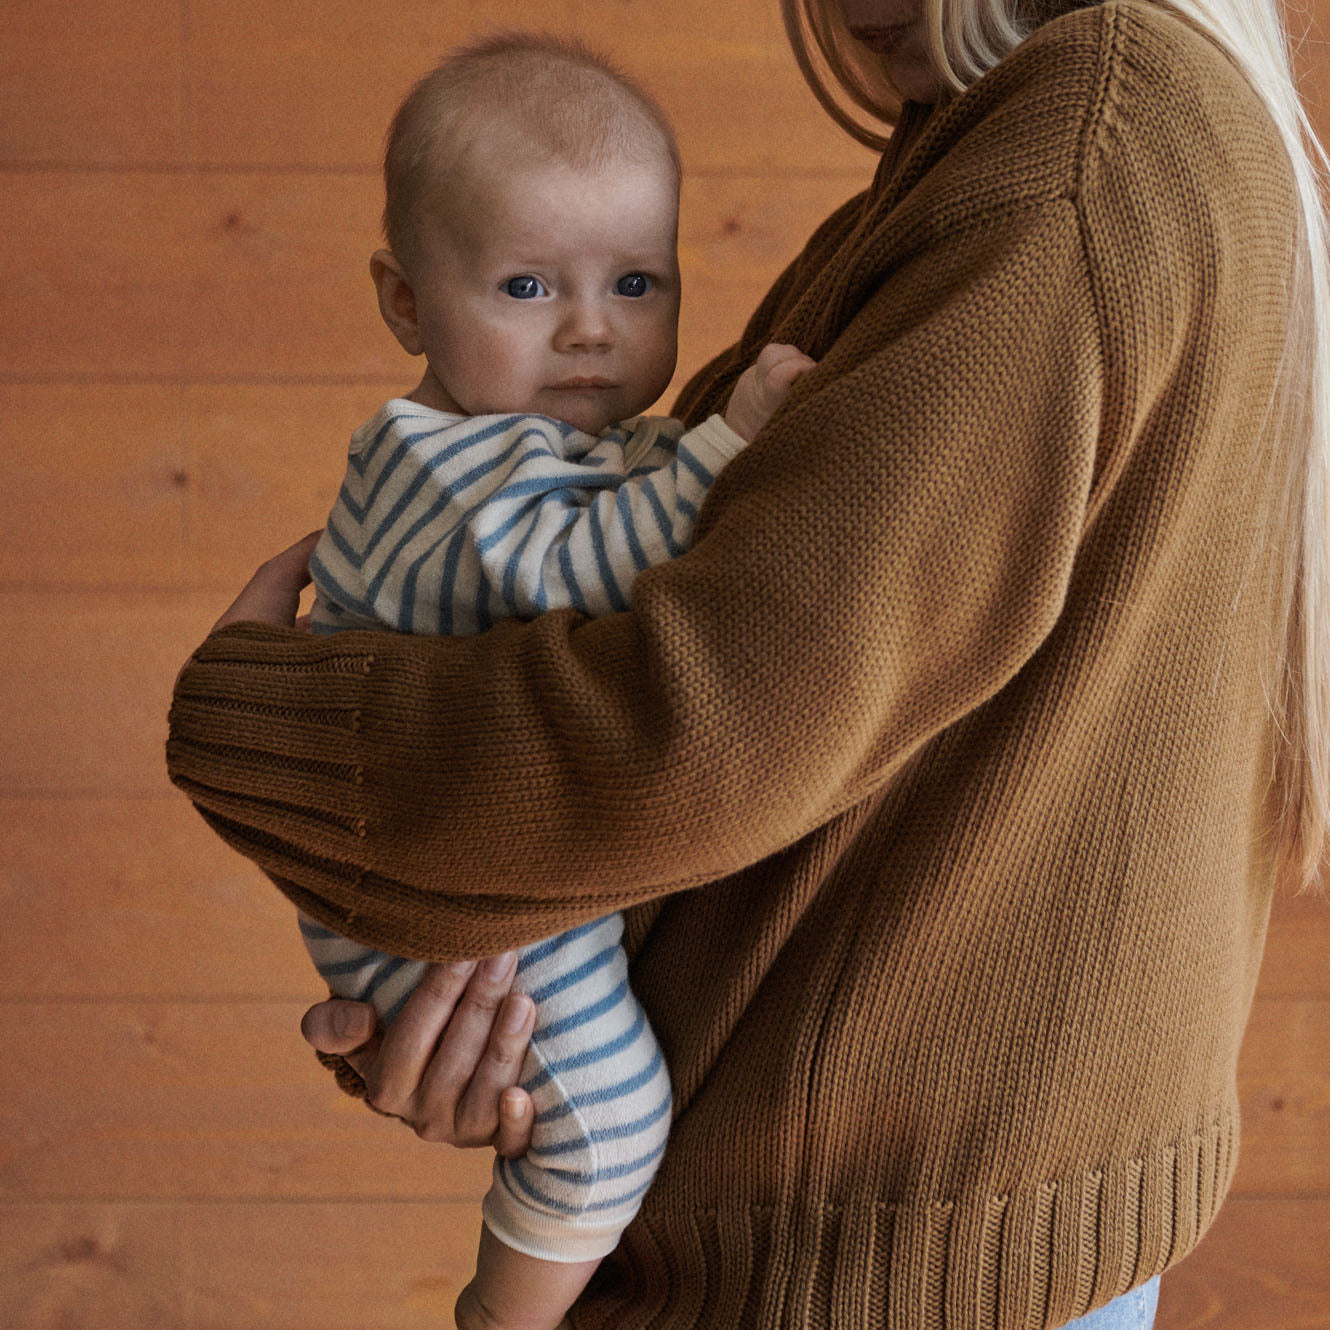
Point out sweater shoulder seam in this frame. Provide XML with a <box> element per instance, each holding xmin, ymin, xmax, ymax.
<box><xmin>1070</xmin><ymin>0</ymin><xmax>1120</xmax><ymax>460</ymax></box>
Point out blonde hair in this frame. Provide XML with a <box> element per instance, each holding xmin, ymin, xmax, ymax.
<box><xmin>782</xmin><ymin>0</ymin><xmax>1329</xmax><ymax>890</ymax></box>
<box><xmin>382</xmin><ymin>31</ymin><xmax>681</xmax><ymax>272</ymax></box>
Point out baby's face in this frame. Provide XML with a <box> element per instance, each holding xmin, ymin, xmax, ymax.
<box><xmin>405</xmin><ymin>151</ymin><xmax>681</xmax><ymax>435</ymax></box>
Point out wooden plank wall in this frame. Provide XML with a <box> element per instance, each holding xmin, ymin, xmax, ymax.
<box><xmin>1</xmin><ymin>3</ymin><xmax>1326</xmax><ymax>1326</ymax></box>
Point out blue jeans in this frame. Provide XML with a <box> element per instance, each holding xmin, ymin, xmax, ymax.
<box><xmin>1059</xmin><ymin>1277</ymin><xmax>1160</xmax><ymax>1329</ymax></box>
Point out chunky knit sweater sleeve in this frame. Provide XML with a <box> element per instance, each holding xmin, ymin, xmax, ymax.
<box><xmin>167</xmin><ymin>186</ymin><xmax>1101</xmax><ymax>961</ymax></box>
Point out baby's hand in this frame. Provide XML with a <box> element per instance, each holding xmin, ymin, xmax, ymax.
<box><xmin>723</xmin><ymin>342</ymin><xmax>817</xmax><ymax>443</ymax></box>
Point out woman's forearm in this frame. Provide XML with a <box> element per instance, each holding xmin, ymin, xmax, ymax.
<box><xmin>167</xmin><ymin>200</ymin><xmax>1101</xmax><ymax>963</ymax></box>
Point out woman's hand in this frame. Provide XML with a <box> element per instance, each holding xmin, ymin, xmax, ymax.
<box><xmin>212</xmin><ymin>530</ymin><xmax>322</xmax><ymax>632</ymax></box>
<box><xmin>300</xmin><ymin>953</ymin><xmax>538</xmax><ymax>1157</ymax></box>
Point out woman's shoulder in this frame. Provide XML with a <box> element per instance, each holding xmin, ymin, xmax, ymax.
<box><xmin>897</xmin><ymin>0</ymin><xmax>1290</xmax><ymax>222</ymax></box>
<box><xmin>1002</xmin><ymin>0</ymin><xmax>1279</xmax><ymax>121</ymax></box>
<box><xmin>1056</xmin><ymin>0</ymin><xmax>1289</xmax><ymax>157</ymax></box>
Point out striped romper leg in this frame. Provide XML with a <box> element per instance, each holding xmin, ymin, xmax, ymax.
<box><xmin>298</xmin><ymin>909</ymin><xmax>672</xmax><ymax>1261</ymax></box>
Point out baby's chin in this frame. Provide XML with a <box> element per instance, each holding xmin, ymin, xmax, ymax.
<box><xmin>556</xmin><ymin>410</ymin><xmax>625</xmax><ymax>435</ymax></box>
<box><xmin>536</xmin><ymin>397</ymin><xmax>644</xmax><ymax>436</ymax></box>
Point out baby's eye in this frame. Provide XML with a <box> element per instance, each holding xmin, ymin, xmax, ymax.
<box><xmin>504</xmin><ymin>275</ymin><xmax>547</xmax><ymax>299</ymax></box>
<box><xmin>615</xmin><ymin>273</ymin><xmax>651</xmax><ymax>298</ymax></box>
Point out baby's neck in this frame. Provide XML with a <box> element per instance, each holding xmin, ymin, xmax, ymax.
<box><xmin>405</xmin><ymin>369</ymin><xmax>465</xmax><ymax>414</ymax></box>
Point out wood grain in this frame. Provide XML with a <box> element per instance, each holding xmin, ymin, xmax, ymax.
<box><xmin>183</xmin><ymin>384</ymin><xmax>378</xmax><ymax>588</ymax></box>
<box><xmin>0</xmin><ymin>591</ymin><xmax>224</xmax><ymax>795</ymax></box>
<box><xmin>1258</xmin><ymin>888</ymin><xmax>1330</xmax><ymax>998</ymax></box>
<box><xmin>0</xmin><ymin>1000</ymin><xmax>493</xmax><ymax>1202</ymax></box>
<box><xmin>0</xmin><ymin>1200</ymin><xmax>484</xmax><ymax>1330</ymax></box>
<box><xmin>0</xmin><ymin>798</ymin><xmax>313</xmax><ymax>1000</ymax></box>
<box><xmin>184</xmin><ymin>0</ymin><xmax>876</xmax><ymax>175</ymax></box>
<box><xmin>0</xmin><ymin>385</ymin><xmax>187</xmax><ymax>587</ymax></box>
<box><xmin>0</xmin><ymin>173</ymin><xmax>385</xmax><ymax>381</ymax></box>
<box><xmin>1155</xmin><ymin>1198</ymin><xmax>1330</xmax><ymax>1330</ymax></box>
<box><xmin>1</xmin><ymin>2</ymin><xmax>1327</xmax><ymax>1328</ymax></box>
<box><xmin>0</xmin><ymin>0</ymin><xmax>183</xmax><ymax>166</ymax></box>
<box><xmin>1232</xmin><ymin>998</ymin><xmax>1330</xmax><ymax>1196</ymax></box>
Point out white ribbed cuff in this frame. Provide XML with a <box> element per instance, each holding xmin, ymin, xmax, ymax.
<box><xmin>681</xmin><ymin>414</ymin><xmax>750</xmax><ymax>472</ymax></box>
<box><xmin>481</xmin><ymin>1173</ymin><xmax>639</xmax><ymax>1263</ymax></box>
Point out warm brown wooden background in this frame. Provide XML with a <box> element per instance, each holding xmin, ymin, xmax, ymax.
<box><xmin>2</xmin><ymin>3</ymin><xmax>1327</xmax><ymax>1327</ymax></box>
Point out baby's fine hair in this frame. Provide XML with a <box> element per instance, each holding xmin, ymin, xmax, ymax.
<box><xmin>382</xmin><ymin>31</ymin><xmax>682</xmax><ymax>270</ymax></box>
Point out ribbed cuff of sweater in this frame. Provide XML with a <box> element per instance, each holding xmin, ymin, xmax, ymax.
<box><xmin>166</xmin><ymin>621</ymin><xmax>392</xmax><ymax>926</ymax></box>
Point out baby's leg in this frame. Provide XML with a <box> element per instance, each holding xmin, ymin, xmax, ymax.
<box><xmin>454</xmin><ymin>1223</ymin><xmax>598</xmax><ymax>1330</ymax></box>
<box><xmin>300</xmin><ymin>909</ymin><xmax>671</xmax><ymax>1328</ymax></box>
<box><xmin>297</xmin><ymin>913</ymin><xmax>428</xmax><ymax>1024</ymax></box>
<box><xmin>482</xmin><ymin>911</ymin><xmax>673</xmax><ymax>1260</ymax></box>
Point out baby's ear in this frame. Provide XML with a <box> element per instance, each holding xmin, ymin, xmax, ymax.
<box><xmin>370</xmin><ymin>249</ymin><xmax>423</xmax><ymax>356</ymax></box>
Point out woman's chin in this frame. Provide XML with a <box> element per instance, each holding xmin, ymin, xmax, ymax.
<box><xmin>886</xmin><ymin>59</ymin><xmax>944</xmax><ymax>104</ymax></box>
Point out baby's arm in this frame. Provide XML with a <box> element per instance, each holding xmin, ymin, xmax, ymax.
<box><xmin>722</xmin><ymin>341</ymin><xmax>817</xmax><ymax>442</ymax></box>
<box><xmin>488</xmin><ymin>342</ymin><xmax>815</xmax><ymax>618</ymax></box>
<box><xmin>311</xmin><ymin>357</ymin><xmax>816</xmax><ymax>636</ymax></box>
<box><xmin>455</xmin><ymin>1224</ymin><xmax>597</xmax><ymax>1330</ymax></box>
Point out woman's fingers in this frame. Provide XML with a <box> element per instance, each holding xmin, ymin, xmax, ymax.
<box><xmin>212</xmin><ymin>530</ymin><xmax>322</xmax><ymax>632</ymax></box>
<box><xmin>452</xmin><ymin>991</ymin><xmax>537</xmax><ymax>1151</ymax></box>
<box><xmin>416</xmin><ymin>952</ymin><xmax>523</xmax><ymax>1143</ymax></box>
<box><xmin>300</xmin><ymin>997</ymin><xmax>377</xmax><ymax>1052</ymax></box>
<box><xmin>299</xmin><ymin>998</ymin><xmax>384</xmax><ymax>1079</ymax></box>
<box><xmin>365</xmin><ymin>960</ymin><xmax>478</xmax><ymax>1116</ymax></box>
<box><xmin>299</xmin><ymin>955</ymin><xmax>536</xmax><ymax>1153</ymax></box>
<box><xmin>493</xmin><ymin>1084</ymin><xmax>537</xmax><ymax>1159</ymax></box>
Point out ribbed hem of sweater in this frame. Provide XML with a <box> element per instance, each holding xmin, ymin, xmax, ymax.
<box><xmin>569</xmin><ymin>1106</ymin><xmax>1237</xmax><ymax>1329</ymax></box>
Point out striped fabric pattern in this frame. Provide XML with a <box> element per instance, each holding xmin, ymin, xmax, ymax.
<box><xmin>487</xmin><ymin>914</ymin><xmax>674</xmax><ymax>1258</ymax></box>
<box><xmin>299</xmin><ymin>911</ymin><xmax>673</xmax><ymax>1259</ymax></box>
<box><xmin>308</xmin><ymin>400</ymin><xmax>745</xmax><ymax>637</ymax></box>
<box><xmin>298</xmin><ymin>399</ymin><xmax>744</xmax><ymax>1261</ymax></box>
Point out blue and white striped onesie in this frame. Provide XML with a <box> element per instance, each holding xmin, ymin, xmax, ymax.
<box><xmin>301</xmin><ymin>397</ymin><xmax>746</xmax><ymax>1262</ymax></box>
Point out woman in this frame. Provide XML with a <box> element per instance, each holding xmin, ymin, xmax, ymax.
<box><xmin>168</xmin><ymin>0</ymin><xmax>1329</xmax><ymax>1324</ymax></box>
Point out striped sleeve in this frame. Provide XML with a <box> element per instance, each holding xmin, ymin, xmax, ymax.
<box><xmin>308</xmin><ymin>405</ymin><xmax>747</xmax><ymax>636</ymax></box>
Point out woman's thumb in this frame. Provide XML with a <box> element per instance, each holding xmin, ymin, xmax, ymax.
<box><xmin>300</xmin><ymin>998</ymin><xmax>378</xmax><ymax>1054</ymax></box>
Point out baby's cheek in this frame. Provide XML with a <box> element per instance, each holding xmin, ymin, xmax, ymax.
<box><xmin>451</xmin><ymin>330</ymin><xmax>525</xmax><ymax>408</ymax></box>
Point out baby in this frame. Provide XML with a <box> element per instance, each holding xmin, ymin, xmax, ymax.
<box><xmin>297</xmin><ymin>32</ymin><xmax>813</xmax><ymax>1330</ymax></box>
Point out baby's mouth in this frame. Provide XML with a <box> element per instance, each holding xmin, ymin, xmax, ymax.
<box><xmin>550</xmin><ymin>377</ymin><xmax>616</xmax><ymax>390</ymax></box>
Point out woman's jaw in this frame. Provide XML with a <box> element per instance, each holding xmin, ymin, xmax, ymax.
<box><xmin>839</xmin><ymin>4</ymin><xmax>947</xmax><ymax>104</ymax></box>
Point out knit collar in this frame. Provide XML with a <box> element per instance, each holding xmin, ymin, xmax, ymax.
<box><xmin>870</xmin><ymin>100</ymin><xmax>934</xmax><ymax>200</ymax></box>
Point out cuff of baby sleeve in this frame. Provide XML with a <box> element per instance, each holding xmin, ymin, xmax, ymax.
<box><xmin>682</xmin><ymin>413</ymin><xmax>750</xmax><ymax>471</ymax></box>
<box><xmin>481</xmin><ymin>1163</ymin><xmax>638</xmax><ymax>1263</ymax></box>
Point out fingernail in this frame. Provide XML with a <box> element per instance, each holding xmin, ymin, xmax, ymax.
<box><xmin>482</xmin><ymin>951</ymin><xmax>517</xmax><ymax>982</ymax></box>
<box><xmin>501</xmin><ymin>1089</ymin><xmax>526</xmax><ymax>1118</ymax></box>
<box><xmin>501</xmin><ymin>995</ymin><xmax>530</xmax><ymax>1034</ymax></box>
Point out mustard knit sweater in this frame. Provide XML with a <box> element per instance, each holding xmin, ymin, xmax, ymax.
<box><xmin>167</xmin><ymin>3</ymin><xmax>1302</xmax><ymax>1324</ymax></box>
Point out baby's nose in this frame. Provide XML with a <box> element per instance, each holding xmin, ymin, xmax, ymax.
<box><xmin>555</xmin><ymin>300</ymin><xmax>612</xmax><ymax>352</ymax></box>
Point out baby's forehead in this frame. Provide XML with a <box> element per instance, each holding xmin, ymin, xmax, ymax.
<box><xmin>452</xmin><ymin>116</ymin><xmax>677</xmax><ymax>191</ymax></box>
<box><xmin>416</xmin><ymin>137</ymin><xmax>679</xmax><ymax>245</ymax></box>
